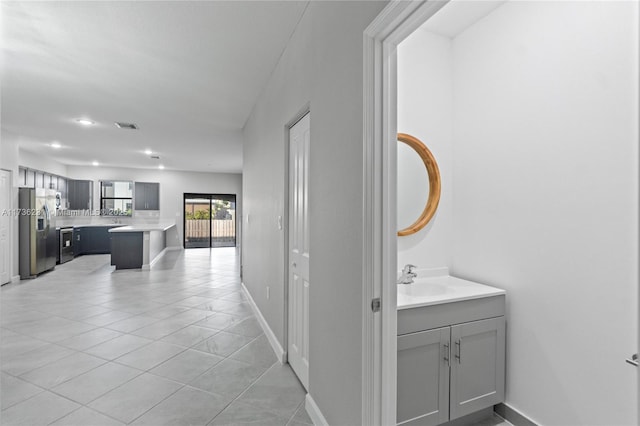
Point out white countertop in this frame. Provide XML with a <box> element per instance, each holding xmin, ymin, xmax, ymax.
<box><xmin>108</xmin><ymin>223</ymin><xmax>176</xmax><ymax>233</ymax></box>
<box><xmin>71</xmin><ymin>224</ymin><xmax>127</xmax><ymax>228</ymax></box>
<box><xmin>397</xmin><ymin>275</ymin><xmax>505</xmax><ymax>310</ymax></box>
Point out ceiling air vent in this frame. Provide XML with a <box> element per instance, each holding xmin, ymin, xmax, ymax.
<box><xmin>115</xmin><ymin>122</ymin><xmax>138</xmax><ymax>130</ymax></box>
<box><xmin>150</xmin><ymin>155</ymin><xmax>160</xmax><ymax>160</ymax></box>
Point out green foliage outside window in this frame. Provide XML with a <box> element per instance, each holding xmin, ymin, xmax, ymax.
<box><xmin>185</xmin><ymin>200</ymin><xmax>232</xmax><ymax>220</ymax></box>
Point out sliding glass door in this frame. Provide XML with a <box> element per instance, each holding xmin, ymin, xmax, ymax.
<box><xmin>183</xmin><ymin>193</ymin><xmax>236</xmax><ymax>248</ymax></box>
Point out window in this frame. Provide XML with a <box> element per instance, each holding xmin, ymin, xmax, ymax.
<box><xmin>100</xmin><ymin>181</ymin><xmax>133</xmax><ymax>216</ymax></box>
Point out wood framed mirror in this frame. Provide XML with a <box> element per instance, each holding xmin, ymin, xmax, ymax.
<box><xmin>397</xmin><ymin>133</ymin><xmax>441</xmax><ymax>236</ymax></box>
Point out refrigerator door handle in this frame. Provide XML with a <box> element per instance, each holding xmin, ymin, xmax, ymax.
<box><xmin>43</xmin><ymin>204</ymin><xmax>50</xmax><ymax>233</ymax></box>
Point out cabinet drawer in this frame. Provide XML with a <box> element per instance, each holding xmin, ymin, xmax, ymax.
<box><xmin>398</xmin><ymin>295</ymin><xmax>505</xmax><ymax>336</ymax></box>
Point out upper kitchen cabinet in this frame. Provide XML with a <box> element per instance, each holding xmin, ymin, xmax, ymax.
<box><xmin>134</xmin><ymin>182</ymin><xmax>160</xmax><ymax>211</ymax></box>
<box><xmin>68</xmin><ymin>180</ymin><xmax>92</xmax><ymax>210</ymax></box>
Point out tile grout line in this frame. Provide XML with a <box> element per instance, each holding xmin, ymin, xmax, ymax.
<box><xmin>2</xmin><ymin>250</ymin><xmax>256</xmax><ymax>425</ymax></box>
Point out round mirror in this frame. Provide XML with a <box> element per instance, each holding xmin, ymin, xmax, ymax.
<box><xmin>397</xmin><ymin>133</ymin><xmax>441</xmax><ymax>236</ymax></box>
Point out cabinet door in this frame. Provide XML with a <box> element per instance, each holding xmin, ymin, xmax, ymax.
<box><xmin>69</xmin><ymin>180</ymin><xmax>91</xmax><ymax>210</ymax></box>
<box><xmin>83</xmin><ymin>228</ymin><xmax>96</xmax><ymax>254</ymax></box>
<box><xmin>73</xmin><ymin>229</ymin><xmax>83</xmax><ymax>255</ymax></box>
<box><xmin>397</xmin><ymin>327</ymin><xmax>450</xmax><ymax>426</ymax></box>
<box><xmin>92</xmin><ymin>227</ymin><xmax>111</xmax><ymax>253</ymax></box>
<box><xmin>135</xmin><ymin>182</ymin><xmax>159</xmax><ymax>210</ymax></box>
<box><xmin>145</xmin><ymin>183</ymin><xmax>159</xmax><ymax>210</ymax></box>
<box><xmin>78</xmin><ymin>180</ymin><xmax>91</xmax><ymax>209</ymax></box>
<box><xmin>67</xmin><ymin>180</ymin><xmax>75</xmax><ymax>209</ymax></box>
<box><xmin>134</xmin><ymin>182</ymin><xmax>146</xmax><ymax>210</ymax></box>
<box><xmin>449</xmin><ymin>317</ymin><xmax>505</xmax><ymax>420</ymax></box>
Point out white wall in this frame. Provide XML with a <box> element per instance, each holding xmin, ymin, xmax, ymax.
<box><xmin>308</xmin><ymin>3</ymin><xmax>387</xmax><ymax>423</ymax></box>
<box><xmin>66</xmin><ymin>165</ymin><xmax>242</xmax><ymax>247</ymax></box>
<box><xmin>1</xmin><ymin>130</ymin><xmax>21</xmax><ymax>280</ymax></box>
<box><xmin>449</xmin><ymin>2</ymin><xmax>638</xmax><ymax>425</ymax></box>
<box><xmin>19</xmin><ymin>148</ymin><xmax>68</xmax><ymax>178</ymax></box>
<box><xmin>242</xmin><ymin>6</ymin><xmax>312</xmax><ymax>349</ymax></box>
<box><xmin>397</xmin><ymin>29</ymin><xmax>453</xmax><ymax>272</ymax></box>
<box><xmin>242</xmin><ymin>1</ymin><xmax>387</xmax><ymax>424</ymax></box>
<box><xmin>1</xmin><ymin>130</ymin><xmax>20</xmax><ymax>181</ymax></box>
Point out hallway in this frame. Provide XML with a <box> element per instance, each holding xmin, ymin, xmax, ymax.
<box><xmin>1</xmin><ymin>249</ymin><xmax>310</xmax><ymax>426</ymax></box>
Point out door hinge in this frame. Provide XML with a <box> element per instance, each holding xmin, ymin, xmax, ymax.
<box><xmin>371</xmin><ymin>298</ymin><xmax>381</xmax><ymax>313</ymax></box>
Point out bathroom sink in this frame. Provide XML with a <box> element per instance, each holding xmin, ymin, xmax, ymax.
<box><xmin>397</xmin><ymin>275</ymin><xmax>505</xmax><ymax>309</ymax></box>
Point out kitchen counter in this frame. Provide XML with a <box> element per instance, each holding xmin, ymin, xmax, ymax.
<box><xmin>72</xmin><ymin>224</ymin><xmax>127</xmax><ymax>228</ymax></box>
<box><xmin>397</xmin><ymin>275</ymin><xmax>505</xmax><ymax>310</ymax></box>
<box><xmin>108</xmin><ymin>223</ymin><xmax>175</xmax><ymax>233</ymax></box>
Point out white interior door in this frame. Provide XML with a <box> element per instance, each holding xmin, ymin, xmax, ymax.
<box><xmin>288</xmin><ymin>112</ymin><xmax>310</xmax><ymax>390</ymax></box>
<box><xmin>1</xmin><ymin>170</ymin><xmax>12</xmax><ymax>285</ymax></box>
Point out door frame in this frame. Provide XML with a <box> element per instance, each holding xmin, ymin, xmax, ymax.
<box><xmin>183</xmin><ymin>193</ymin><xmax>237</xmax><ymax>249</ymax></box>
<box><xmin>283</xmin><ymin>104</ymin><xmax>311</xmax><ymax>368</ymax></box>
<box><xmin>362</xmin><ymin>2</ymin><xmax>450</xmax><ymax>425</ymax></box>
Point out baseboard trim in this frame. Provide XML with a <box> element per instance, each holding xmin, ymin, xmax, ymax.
<box><xmin>144</xmin><ymin>247</ymin><xmax>167</xmax><ymax>270</ymax></box>
<box><xmin>495</xmin><ymin>404</ymin><xmax>538</xmax><ymax>426</ymax></box>
<box><xmin>144</xmin><ymin>246</ymin><xmax>181</xmax><ymax>270</ymax></box>
<box><xmin>240</xmin><ymin>282</ymin><xmax>286</xmax><ymax>364</ymax></box>
<box><xmin>305</xmin><ymin>393</ymin><xmax>329</xmax><ymax>426</ymax></box>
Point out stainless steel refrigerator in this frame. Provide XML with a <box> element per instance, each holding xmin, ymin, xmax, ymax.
<box><xmin>19</xmin><ymin>188</ymin><xmax>57</xmax><ymax>278</ymax></box>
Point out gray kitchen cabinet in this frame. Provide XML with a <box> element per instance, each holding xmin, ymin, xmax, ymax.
<box><xmin>397</xmin><ymin>296</ymin><xmax>505</xmax><ymax>425</ymax></box>
<box><xmin>68</xmin><ymin>180</ymin><xmax>92</xmax><ymax>210</ymax></box>
<box><xmin>73</xmin><ymin>228</ymin><xmax>83</xmax><ymax>255</ymax></box>
<box><xmin>73</xmin><ymin>226</ymin><xmax>122</xmax><ymax>256</ymax></box>
<box><xmin>134</xmin><ymin>182</ymin><xmax>159</xmax><ymax>210</ymax></box>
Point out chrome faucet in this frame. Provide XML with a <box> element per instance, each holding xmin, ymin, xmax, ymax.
<box><xmin>397</xmin><ymin>264</ymin><xmax>417</xmax><ymax>285</ymax></box>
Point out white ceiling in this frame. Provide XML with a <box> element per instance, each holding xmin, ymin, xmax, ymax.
<box><xmin>420</xmin><ymin>0</ymin><xmax>506</xmax><ymax>39</ymax></box>
<box><xmin>1</xmin><ymin>1</ymin><xmax>308</xmax><ymax>173</ymax></box>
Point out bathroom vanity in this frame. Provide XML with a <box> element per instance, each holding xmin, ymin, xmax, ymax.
<box><xmin>397</xmin><ymin>276</ymin><xmax>506</xmax><ymax>426</ymax></box>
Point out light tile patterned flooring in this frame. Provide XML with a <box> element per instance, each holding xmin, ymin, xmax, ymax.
<box><xmin>1</xmin><ymin>248</ymin><xmax>310</xmax><ymax>426</ymax></box>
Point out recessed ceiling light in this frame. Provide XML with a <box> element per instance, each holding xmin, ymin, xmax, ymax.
<box><xmin>92</xmin><ymin>161</ymin><xmax>99</xmax><ymax>166</ymax></box>
<box><xmin>50</xmin><ymin>142</ymin><xmax>62</xmax><ymax>149</ymax></box>
<box><xmin>144</xmin><ymin>149</ymin><xmax>152</xmax><ymax>155</ymax></box>
<box><xmin>76</xmin><ymin>118</ymin><xmax>95</xmax><ymax>126</ymax></box>
<box><xmin>158</xmin><ymin>164</ymin><xmax>165</xmax><ymax>170</ymax></box>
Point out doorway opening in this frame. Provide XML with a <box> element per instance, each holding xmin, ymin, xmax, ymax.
<box><xmin>183</xmin><ymin>193</ymin><xmax>237</xmax><ymax>248</ymax></box>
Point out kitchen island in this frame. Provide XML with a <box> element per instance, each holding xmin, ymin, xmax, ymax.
<box><xmin>109</xmin><ymin>223</ymin><xmax>176</xmax><ymax>270</ymax></box>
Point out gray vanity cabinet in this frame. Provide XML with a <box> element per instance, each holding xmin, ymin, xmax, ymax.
<box><xmin>397</xmin><ymin>327</ymin><xmax>450</xmax><ymax>426</ymax></box>
<box><xmin>450</xmin><ymin>317</ymin><xmax>505</xmax><ymax>420</ymax></box>
<box><xmin>397</xmin><ymin>296</ymin><xmax>506</xmax><ymax>426</ymax></box>
<box><xmin>134</xmin><ymin>182</ymin><xmax>159</xmax><ymax>210</ymax></box>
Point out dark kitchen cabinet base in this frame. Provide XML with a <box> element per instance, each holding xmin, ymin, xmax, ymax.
<box><xmin>74</xmin><ymin>225</ymin><xmax>123</xmax><ymax>256</ymax></box>
<box><xmin>111</xmin><ymin>232</ymin><xmax>143</xmax><ymax>270</ymax></box>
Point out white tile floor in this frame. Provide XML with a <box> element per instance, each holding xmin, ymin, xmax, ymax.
<box><xmin>1</xmin><ymin>248</ymin><xmax>310</xmax><ymax>426</ymax></box>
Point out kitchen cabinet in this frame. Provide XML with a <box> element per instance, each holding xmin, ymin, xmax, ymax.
<box><xmin>68</xmin><ymin>180</ymin><xmax>92</xmax><ymax>210</ymax></box>
<box><xmin>56</xmin><ymin>228</ymin><xmax>61</xmax><ymax>264</ymax></box>
<box><xmin>73</xmin><ymin>226</ymin><xmax>121</xmax><ymax>256</ymax></box>
<box><xmin>110</xmin><ymin>232</ymin><xmax>143</xmax><ymax>269</ymax></box>
<box><xmin>134</xmin><ymin>182</ymin><xmax>159</xmax><ymax>210</ymax></box>
<box><xmin>397</xmin><ymin>297</ymin><xmax>505</xmax><ymax>426</ymax></box>
<box><xmin>73</xmin><ymin>228</ymin><xmax>83</xmax><ymax>255</ymax></box>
